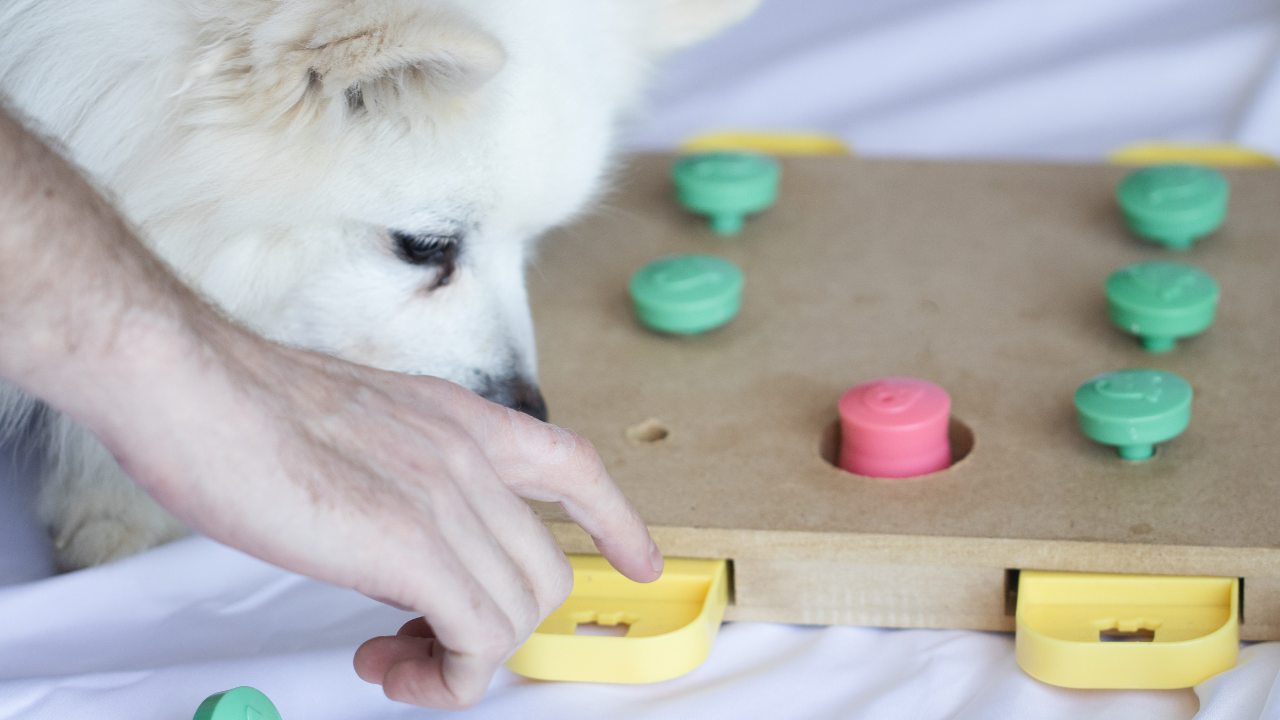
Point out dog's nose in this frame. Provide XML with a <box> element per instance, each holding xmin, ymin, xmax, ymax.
<box><xmin>510</xmin><ymin>380</ymin><xmax>548</xmax><ymax>422</ymax></box>
<box><xmin>479</xmin><ymin>375</ymin><xmax>549</xmax><ymax>422</ymax></box>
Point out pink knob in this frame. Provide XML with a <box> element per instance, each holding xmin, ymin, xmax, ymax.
<box><xmin>838</xmin><ymin>377</ymin><xmax>952</xmax><ymax>478</ymax></box>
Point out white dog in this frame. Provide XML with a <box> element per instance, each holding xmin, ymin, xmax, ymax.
<box><xmin>0</xmin><ymin>0</ymin><xmax>757</xmax><ymax>570</ymax></box>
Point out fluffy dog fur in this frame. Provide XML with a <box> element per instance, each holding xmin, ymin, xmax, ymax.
<box><xmin>0</xmin><ymin>0</ymin><xmax>758</xmax><ymax>570</ymax></box>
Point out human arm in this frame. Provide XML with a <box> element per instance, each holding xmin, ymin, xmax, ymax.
<box><xmin>0</xmin><ymin>106</ymin><xmax>662</xmax><ymax>708</ymax></box>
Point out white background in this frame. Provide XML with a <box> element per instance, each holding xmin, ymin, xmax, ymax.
<box><xmin>627</xmin><ymin>0</ymin><xmax>1280</xmax><ymax>160</ymax></box>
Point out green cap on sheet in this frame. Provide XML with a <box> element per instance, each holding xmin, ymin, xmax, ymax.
<box><xmin>193</xmin><ymin>687</ymin><xmax>282</xmax><ymax>720</ymax></box>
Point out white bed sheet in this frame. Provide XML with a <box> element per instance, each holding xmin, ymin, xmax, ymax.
<box><xmin>627</xmin><ymin>0</ymin><xmax>1280</xmax><ymax>160</ymax></box>
<box><xmin>0</xmin><ymin>532</ymin><xmax>1216</xmax><ymax>720</ymax></box>
<box><xmin>7</xmin><ymin>1</ymin><xmax>1280</xmax><ymax>717</ymax></box>
<box><xmin>4</xmin><ymin>529</ymin><xmax>1280</xmax><ymax>720</ymax></box>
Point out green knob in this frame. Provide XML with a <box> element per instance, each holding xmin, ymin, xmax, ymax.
<box><xmin>1074</xmin><ymin>369</ymin><xmax>1192</xmax><ymax>461</ymax></box>
<box><xmin>1106</xmin><ymin>261</ymin><xmax>1219</xmax><ymax>353</ymax></box>
<box><xmin>1116</xmin><ymin>165</ymin><xmax>1228</xmax><ymax>250</ymax></box>
<box><xmin>194</xmin><ymin>687</ymin><xmax>281</xmax><ymax>720</ymax></box>
<box><xmin>629</xmin><ymin>254</ymin><xmax>743</xmax><ymax>334</ymax></box>
<box><xmin>671</xmin><ymin>152</ymin><xmax>781</xmax><ymax>235</ymax></box>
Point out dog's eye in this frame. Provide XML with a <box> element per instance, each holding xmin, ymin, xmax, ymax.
<box><xmin>393</xmin><ymin>231</ymin><xmax>460</xmax><ymax>265</ymax></box>
<box><xmin>391</xmin><ymin>231</ymin><xmax>462</xmax><ymax>287</ymax></box>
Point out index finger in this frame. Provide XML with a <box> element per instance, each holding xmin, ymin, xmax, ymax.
<box><xmin>478</xmin><ymin>405</ymin><xmax>663</xmax><ymax>584</ymax></box>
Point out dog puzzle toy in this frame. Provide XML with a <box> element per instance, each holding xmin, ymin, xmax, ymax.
<box><xmin>838</xmin><ymin>377</ymin><xmax>952</xmax><ymax>478</ymax></box>
<box><xmin>1116</xmin><ymin>165</ymin><xmax>1228</xmax><ymax>250</ymax></box>
<box><xmin>1074</xmin><ymin>369</ymin><xmax>1192</xmax><ymax>460</ymax></box>
<box><xmin>671</xmin><ymin>151</ymin><xmax>780</xmax><ymax>235</ymax></box>
<box><xmin>1106</xmin><ymin>261</ymin><xmax>1219</xmax><ymax>353</ymax></box>
<box><xmin>193</xmin><ymin>687</ymin><xmax>281</xmax><ymax>720</ymax></box>
<box><xmin>629</xmin><ymin>254</ymin><xmax>743</xmax><ymax>334</ymax></box>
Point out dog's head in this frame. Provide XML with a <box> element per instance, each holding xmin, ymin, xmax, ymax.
<box><xmin>84</xmin><ymin>0</ymin><xmax>758</xmax><ymax>418</ymax></box>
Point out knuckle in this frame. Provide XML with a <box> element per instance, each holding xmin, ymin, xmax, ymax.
<box><xmin>567</xmin><ymin>430</ymin><xmax>600</xmax><ymax>463</ymax></box>
<box><xmin>511</xmin><ymin>555</ymin><xmax>574</xmax><ymax>630</ymax></box>
<box><xmin>468</xmin><ymin>615</ymin><xmax>519</xmax><ymax>659</ymax></box>
<box><xmin>544</xmin><ymin>557</ymin><xmax>574</xmax><ymax>609</ymax></box>
<box><xmin>554</xmin><ymin>429</ymin><xmax>605</xmax><ymax>484</ymax></box>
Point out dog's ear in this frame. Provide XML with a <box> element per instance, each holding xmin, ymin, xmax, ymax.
<box><xmin>650</xmin><ymin>0</ymin><xmax>762</xmax><ymax>53</ymax></box>
<box><xmin>307</xmin><ymin>6</ymin><xmax>504</xmax><ymax>97</ymax></box>
<box><xmin>257</xmin><ymin>0</ymin><xmax>506</xmax><ymax>104</ymax></box>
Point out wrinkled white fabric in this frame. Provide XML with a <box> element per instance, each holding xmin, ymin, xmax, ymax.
<box><xmin>626</xmin><ymin>0</ymin><xmax>1280</xmax><ymax>160</ymax></box>
<box><xmin>1194</xmin><ymin>644</ymin><xmax>1280</xmax><ymax>720</ymax></box>
<box><xmin>0</xmin><ymin>531</ymin><xmax>1205</xmax><ymax>719</ymax></box>
<box><xmin>7</xmin><ymin>0</ymin><xmax>1280</xmax><ymax>717</ymax></box>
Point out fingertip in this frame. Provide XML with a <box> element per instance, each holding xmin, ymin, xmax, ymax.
<box><xmin>384</xmin><ymin>655</ymin><xmax>489</xmax><ymax>710</ymax></box>
<box><xmin>353</xmin><ymin>635</ymin><xmax>396</xmax><ymax>684</ymax></box>
<box><xmin>593</xmin><ymin>533</ymin><xmax>663</xmax><ymax>584</ymax></box>
<box><xmin>649</xmin><ymin>538</ymin><xmax>665</xmax><ymax>578</ymax></box>
<box><xmin>355</xmin><ymin>630</ymin><xmax>497</xmax><ymax>708</ymax></box>
<box><xmin>354</xmin><ymin>633</ymin><xmax>438</xmax><ymax>686</ymax></box>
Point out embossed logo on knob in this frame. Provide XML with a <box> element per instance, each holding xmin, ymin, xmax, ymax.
<box><xmin>862</xmin><ymin>380</ymin><xmax>926</xmax><ymax>413</ymax></box>
<box><xmin>1094</xmin><ymin>373</ymin><xmax>1164</xmax><ymax>403</ymax></box>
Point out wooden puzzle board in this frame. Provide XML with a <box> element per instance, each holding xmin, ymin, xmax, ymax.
<box><xmin>527</xmin><ymin>155</ymin><xmax>1280</xmax><ymax>639</ymax></box>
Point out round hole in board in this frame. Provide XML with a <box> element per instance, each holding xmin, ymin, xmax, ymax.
<box><xmin>626</xmin><ymin>418</ymin><xmax>670</xmax><ymax>445</ymax></box>
<box><xmin>818</xmin><ymin>416</ymin><xmax>975</xmax><ymax>476</ymax></box>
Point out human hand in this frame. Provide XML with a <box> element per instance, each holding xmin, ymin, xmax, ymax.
<box><xmin>88</xmin><ymin>326</ymin><xmax>662</xmax><ymax>707</ymax></box>
<box><xmin>0</xmin><ymin>107</ymin><xmax>660</xmax><ymax>709</ymax></box>
<box><xmin>100</xmin><ymin>327</ymin><xmax>663</xmax><ymax>709</ymax></box>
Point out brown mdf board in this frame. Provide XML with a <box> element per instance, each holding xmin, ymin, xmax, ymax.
<box><xmin>527</xmin><ymin>154</ymin><xmax>1280</xmax><ymax>639</ymax></box>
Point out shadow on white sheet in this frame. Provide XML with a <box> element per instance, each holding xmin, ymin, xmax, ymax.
<box><xmin>0</xmin><ymin>437</ymin><xmax>53</xmax><ymax>587</ymax></box>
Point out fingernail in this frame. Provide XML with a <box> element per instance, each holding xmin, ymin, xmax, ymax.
<box><xmin>649</xmin><ymin>539</ymin><xmax>664</xmax><ymax>575</ymax></box>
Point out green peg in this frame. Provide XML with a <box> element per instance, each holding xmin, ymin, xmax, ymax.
<box><xmin>671</xmin><ymin>152</ymin><xmax>780</xmax><ymax>235</ymax></box>
<box><xmin>194</xmin><ymin>687</ymin><xmax>282</xmax><ymax>720</ymax></box>
<box><xmin>629</xmin><ymin>254</ymin><xmax>743</xmax><ymax>334</ymax></box>
<box><xmin>1074</xmin><ymin>369</ymin><xmax>1192</xmax><ymax>460</ymax></box>
<box><xmin>1106</xmin><ymin>261</ymin><xmax>1219</xmax><ymax>353</ymax></box>
<box><xmin>1116</xmin><ymin>165</ymin><xmax>1228</xmax><ymax>250</ymax></box>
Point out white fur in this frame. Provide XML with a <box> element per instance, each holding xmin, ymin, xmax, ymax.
<box><xmin>0</xmin><ymin>0</ymin><xmax>759</xmax><ymax>569</ymax></box>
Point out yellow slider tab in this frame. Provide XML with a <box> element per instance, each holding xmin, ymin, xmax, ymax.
<box><xmin>505</xmin><ymin>555</ymin><xmax>729</xmax><ymax>684</ymax></box>
<box><xmin>1015</xmin><ymin>571</ymin><xmax>1239</xmax><ymax>689</ymax></box>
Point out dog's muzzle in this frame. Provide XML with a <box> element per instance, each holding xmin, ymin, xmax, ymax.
<box><xmin>479</xmin><ymin>375</ymin><xmax>549</xmax><ymax>422</ymax></box>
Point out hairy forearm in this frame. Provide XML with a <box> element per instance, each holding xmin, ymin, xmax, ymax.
<box><xmin>0</xmin><ymin>107</ymin><xmax>234</xmax><ymax>443</ymax></box>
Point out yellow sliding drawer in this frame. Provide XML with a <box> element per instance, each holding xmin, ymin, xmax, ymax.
<box><xmin>505</xmin><ymin>555</ymin><xmax>729</xmax><ymax>684</ymax></box>
<box><xmin>1015</xmin><ymin>571</ymin><xmax>1238</xmax><ymax>689</ymax></box>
